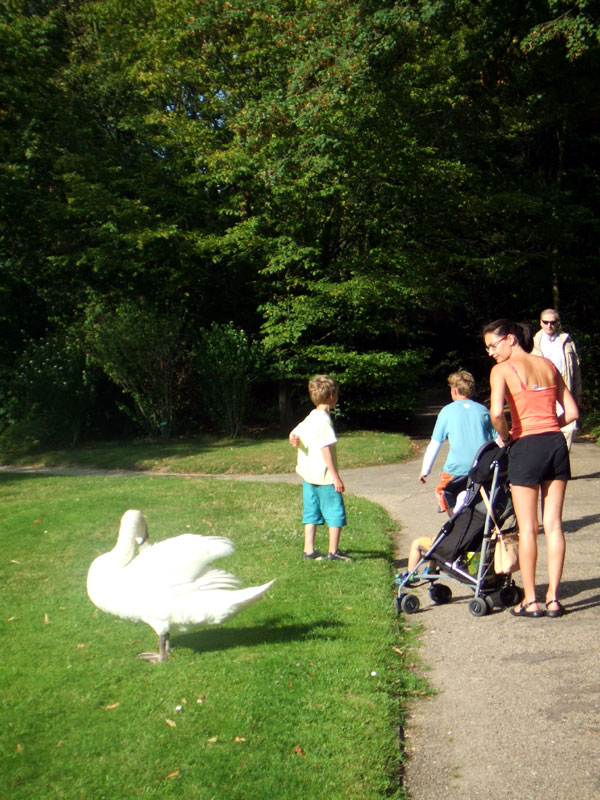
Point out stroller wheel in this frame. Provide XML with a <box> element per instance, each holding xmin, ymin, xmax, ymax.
<box><xmin>468</xmin><ymin>597</ymin><xmax>489</xmax><ymax>617</ymax></box>
<box><xmin>429</xmin><ymin>583</ymin><xmax>452</xmax><ymax>605</ymax></box>
<box><xmin>399</xmin><ymin>594</ymin><xmax>420</xmax><ymax>614</ymax></box>
<box><xmin>499</xmin><ymin>585</ymin><xmax>523</xmax><ymax>607</ymax></box>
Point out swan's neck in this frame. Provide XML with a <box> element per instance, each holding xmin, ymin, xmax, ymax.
<box><xmin>110</xmin><ymin>512</ymin><xmax>147</xmax><ymax>568</ymax></box>
<box><xmin>111</xmin><ymin>526</ymin><xmax>141</xmax><ymax>567</ymax></box>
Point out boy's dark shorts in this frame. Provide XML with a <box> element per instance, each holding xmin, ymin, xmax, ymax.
<box><xmin>302</xmin><ymin>481</ymin><xmax>347</xmax><ymax>527</ymax></box>
<box><xmin>508</xmin><ymin>432</ymin><xmax>570</xmax><ymax>486</ymax></box>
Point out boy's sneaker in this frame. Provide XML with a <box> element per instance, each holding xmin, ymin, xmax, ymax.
<box><xmin>327</xmin><ymin>550</ymin><xmax>354</xmax><ymax>562</ymax></box>
<box><xmin>421</xmin><ymin>566</ymin><xmax>440</xmax><ymax>578</ymax></box>
<box><xmin>394</xmin><ymin>570</ymin><xmax>421</xmax><ymax>586</ymax></box>
<box><xmin>303</xmin><ymin>550</ymin><xmax>324</xmax><ymax>560</ymax></box>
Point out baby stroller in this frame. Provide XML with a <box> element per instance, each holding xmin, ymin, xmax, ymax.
<box><xmin>395</xmin><ymin>440</ymin><xmax>523</xmax><ymax>617</ymax></box>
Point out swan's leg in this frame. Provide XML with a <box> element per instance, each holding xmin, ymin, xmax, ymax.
<box><xmin>138</xmin><ymin>632</ymin><xmax>169</xmax><ymax>663</ymax></box>
<box><xmin>158</xmin><ymin>632</ymin><xmax>170</xmax><ymax>662</ymax></box>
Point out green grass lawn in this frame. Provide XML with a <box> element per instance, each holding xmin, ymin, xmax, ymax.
<box><xmin>0</xmin><ymin>470</ymin><xmax>425</xmax><ymax>800</ymax></box>
<box><xmin>0</xmin><ymin>429</ymin><xmax>413</xmax><ymax>474</ymax></box>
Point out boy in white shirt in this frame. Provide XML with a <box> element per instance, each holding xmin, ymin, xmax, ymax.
<box><xmin>289</xmin><ymin>375</ymin><xmax>353</xmax><ymax>562</ymax></box>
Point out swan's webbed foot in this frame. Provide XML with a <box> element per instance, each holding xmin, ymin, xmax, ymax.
<box><xmin>137</xmin><ymin>651</ymin><xmax>162</xmax><ymax>663</ymax></box>
<box><xmin>137</xmin><ymin>633</ymin><xmax>170</xmax><ymax>663</ymax></box>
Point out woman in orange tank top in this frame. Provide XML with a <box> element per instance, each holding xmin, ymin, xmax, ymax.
<box><xmin>483</xmin><ymin>319</ymin><xmax>579</xmax><ymax>618</ymax></box>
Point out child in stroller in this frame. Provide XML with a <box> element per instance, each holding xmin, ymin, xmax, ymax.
<box><xmin>395</xmin><ymin>440</ymin><xmax>523</xmax><ymax>617</ymax></box>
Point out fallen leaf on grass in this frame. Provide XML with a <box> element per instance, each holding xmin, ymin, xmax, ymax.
<box><xmin>16</xmin><ymin>743</ymin><xmax>23</xmax><ymax>753</ymax></box>
<box><xmin>165</xmin><ymin>770</ymin><xmax>180</xmax><ymax>779</ymax></box>
<box><xmin>207</xmin><ymin>736</ymin><xmax>218</xmax><ymax>744</ymax></box>
<box><xmin>392</xmin><ymin>646</ymin><xmax>403</xmax><ymax>655</ymax></box>
<box><xmin>233</xmin><ymin>736</ymin><xmax>246</xmax><ymax>743</ymax></box>
<box><xmin>293</xmin><ymin>746</ymin><xmax>305</xmax><ymax>756</ymax></box>
<box><xmin>76</xmin><ymin>643</ymin><xmax>87</xmax><ymax>648</ymax></box>
<box><xmin>44</xmin><ymin>613</ymin><xmax>49</xmax><ymax>624</ymax></box>
<box><xmin>165</xmin><ymin>719</ymin><xmax>177</xmax><ymax>728</ymax></box>
<box><xmin>105</xmin><ymin>702</ymin><xmax>120</xmax><ymax>710</ymax></box>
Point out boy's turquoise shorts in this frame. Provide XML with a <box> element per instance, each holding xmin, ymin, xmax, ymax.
<box><xmin>302</xmin><ymin>481</ymin><xmax>347</xmax><ymax>527</ymax></box>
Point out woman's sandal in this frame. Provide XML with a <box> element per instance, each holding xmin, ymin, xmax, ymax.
<box><xmin>509</xmin><ymin>600</ymin><xmax>545</xmax><ymax>618</ymax></box>
<box><xmin>545</xmin><ymin>599</ymin><xmax>566</xmax><ymax>618</ymax></box>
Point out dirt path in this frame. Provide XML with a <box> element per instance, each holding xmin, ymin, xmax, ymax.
<box><xmin>345</xmin><ymin>440</ymin><xmax>600</xmax><ymax>800</ymax></box>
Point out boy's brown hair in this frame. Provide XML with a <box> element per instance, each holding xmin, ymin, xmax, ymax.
<box><xmin>447</xmin><ymin>370</ymin><xmax>475</xmax><ymax>398</ymax></box>
<box><xmin>308</xmin><ymin>374</ymin><xmax>338</xmax><ymax>406</ymax></box>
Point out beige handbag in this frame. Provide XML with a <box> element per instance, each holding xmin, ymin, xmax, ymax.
<box><xmin>479</xmin><ymin>487</ymin><xmax>520</xmax><ymax>574</ymax></box>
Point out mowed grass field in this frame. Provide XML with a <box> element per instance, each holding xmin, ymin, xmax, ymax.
<box><xmin>0</xmin><ymin>438</ymin><xmax>424</xmax><ymax>800</ymax></box>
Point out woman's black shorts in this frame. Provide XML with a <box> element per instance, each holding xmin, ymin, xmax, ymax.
<box><xmin>508</xmin><ymin>432</ymin><xmax>570</xmax><ymax>486</ymax></box>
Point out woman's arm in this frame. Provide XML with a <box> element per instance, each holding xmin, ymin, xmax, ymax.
<box><xmin>489</xmin><ymin>365</ymin><xmax>511</xmax><ymax>444</ymax></box>
<box><xmin>555</xmin><ymin>372</ymin><xmax>580</xmax><ymax>427</ymax></box>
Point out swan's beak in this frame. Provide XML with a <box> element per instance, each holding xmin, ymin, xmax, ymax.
<box><xmin>135</xmin><ymin>521</ymin><xmax>149</xmax><ymax>546</ymax></box>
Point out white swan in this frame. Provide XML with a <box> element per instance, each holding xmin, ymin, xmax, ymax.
<box><xmin>87</xmin><ymin>509</ymin><xmax>274</xmax><ymax>662</ymax></box>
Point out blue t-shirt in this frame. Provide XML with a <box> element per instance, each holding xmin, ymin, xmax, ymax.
<box><xmin>432</xmin><ymin>400</ymin><xmax>495</xmax><ymax>475</ymax></box>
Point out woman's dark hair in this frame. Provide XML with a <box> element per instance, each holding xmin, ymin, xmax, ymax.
<box><xmin>483</xmin><ymin>318</ymin><xmax>534</xmax><ymax>353</ymax></box>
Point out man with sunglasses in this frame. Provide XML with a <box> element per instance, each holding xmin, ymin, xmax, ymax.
<box><xmin>532</xmin><ymin>309</ymin><xmax>582</xmax><ymax>449</ymax></box>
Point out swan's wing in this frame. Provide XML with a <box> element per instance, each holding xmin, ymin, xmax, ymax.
<box><xmin>129</xmin><ymin>534</ymin><xmax>235</xmax><ymax>587</ymax></box>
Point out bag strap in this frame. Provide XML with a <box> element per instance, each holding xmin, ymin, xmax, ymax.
<box><xmin>479</xmin><ymin>486</ymin><xmax>502</xmax><ymax>538</ymax></box>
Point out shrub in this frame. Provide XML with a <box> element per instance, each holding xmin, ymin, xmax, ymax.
<box><xmin>194</xmin><ymin>323</ymin><xmax>263</xmax><ymax>438</ymax></box>
<box><xmin>0</xmin><ymin>332</ymin><xmax>99</xmax><ymax>449</ymax></box>
<box><xmin>83</xmin><ymin>299</ymin><xmax>187</xmax><ymax>439</ymax></box>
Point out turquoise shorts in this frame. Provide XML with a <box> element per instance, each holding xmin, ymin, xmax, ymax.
<box><xmin>302</xmin><ymin>481</ymin><xmax>347</xmax><ymax>527</ymax></box>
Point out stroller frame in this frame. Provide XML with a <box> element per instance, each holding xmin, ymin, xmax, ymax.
<box><xmin>396</xmin><ymin>441</ymin><xmax>523</xmax><ymax>617</ymax></box>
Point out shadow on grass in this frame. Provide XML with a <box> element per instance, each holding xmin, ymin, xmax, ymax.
<box><xmin>174</xmin><ymin>618</ymin><xmax>343</xmax><ymax>654</ymax></box>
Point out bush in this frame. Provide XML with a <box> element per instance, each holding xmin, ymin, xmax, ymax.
<box><xmin>83</xmin><ymin>299</ymin><xmax>188</xmax><ymax>439</ymax></box>
<box><xmin>194</xmin><ymin>323</ymin><xmax>263</xmax><ymax>438</ymax></box>
<box><xmin>0</xmin><ymin>332</ymin><xmax>99</xmax><ymax>449</ymax></box>
<box><xmin>297</xmin><ymin>345</ymin><xmax>430</xmax><ymax>426</ymax></box>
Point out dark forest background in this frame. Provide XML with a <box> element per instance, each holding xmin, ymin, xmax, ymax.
<box><xmin>1</xmin><ymin>0</ymin><xmax>598</xmax><ymax>446</ymax></box>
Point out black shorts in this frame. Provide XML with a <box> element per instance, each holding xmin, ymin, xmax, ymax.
<box><xmin>508</xmin><ymin>432</ymin><xmax>570</xmax><ymax>486</ymax></box>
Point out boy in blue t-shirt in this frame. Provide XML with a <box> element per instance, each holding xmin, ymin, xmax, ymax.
<box><xmin>419</xmin><ymin>371</ymin><xmax>496</xmax><ymax>515</ymax></box>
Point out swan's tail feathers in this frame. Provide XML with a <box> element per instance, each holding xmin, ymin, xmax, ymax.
<box><xmin>183</xmin><ymin>579</ymin><xmax>275</xmax><ymax>626</ymax></box>
<box><xmin>225</xmin><ymin>579</ymin><xmax>275</xmax><ymax>616</ymax></box>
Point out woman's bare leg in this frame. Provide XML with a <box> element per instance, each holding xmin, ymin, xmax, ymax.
<box><xmin>510</xmin><ymin>484</ymin><xmax>541</xmax><ymax>609</ymax></box>
<box><xmin>540</xmin><ymin>479</ymin><xmax>567</xmax><ymax>604</ymax></box>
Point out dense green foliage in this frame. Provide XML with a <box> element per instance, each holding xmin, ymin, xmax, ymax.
<box><xmin>1</xmin><ymin>0</ymin><xmax>598</xmax><ymax>444</ymax></box>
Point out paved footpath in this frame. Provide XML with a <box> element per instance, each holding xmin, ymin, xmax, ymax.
<box><xmin>346</xmin><ymin>440</ymin><xmax>600</xmax><ymax>800</ymax></box>
<box><xmin>239</xmin><ymin>439</ymin><xmax>600</xmax><ymax>799</ymax></box>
